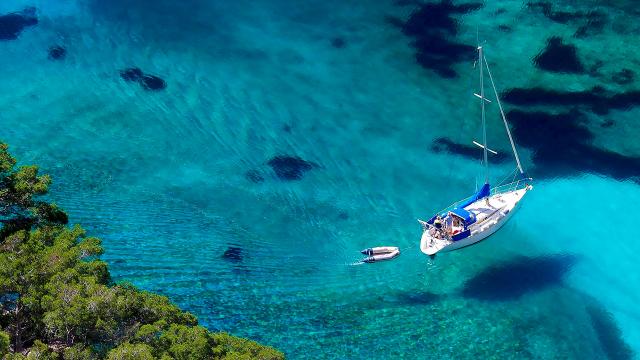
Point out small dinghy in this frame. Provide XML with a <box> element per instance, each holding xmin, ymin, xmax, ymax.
<box><xmin>360</xmin><ymin>246</ymin><xmax>400</xmax><ymax>263</ymax></box>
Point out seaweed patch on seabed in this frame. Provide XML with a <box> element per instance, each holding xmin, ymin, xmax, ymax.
<box><xmin>431</xmin><ymin>137</ymin><xmax>511</xmax><ymax>164</ymax></box>
<box><xmin>534</xmin><ymin>37</ymin><xmax>584</xmax><ymax>74</ymax></box>
<box><xmin>502</xmin><ymin>86</ymin><xmax>640</xmax><ymax>115</ymax></box>
<box><xmin>222</xmin><ymin>246</ymin><xmax>243</xmax><ymax>263</ymax></box>
<box><xmin>507</xmin><ymin>109</ymin><xmax>640</xmax><ymax>182</ymax></box>
<box><xmin>586</xmin><ymin>304</ymin><xmax>635</xmax><ymax>360</ymax></box>
<box><xmin>389</xmin><ymin>0</ymin><xmax>482</xmax><ymax>78</ymax></box>
<box><xmin>48</xmin><ymin>45</ymin><xmax>66</xmax><ymax>60</ymax></box>
<box><xmin>0</xmin><ymin>7</ymin><xmax>38</xmax><ymax>41</ymax></box>
<box><xmin>267</xmin><ymin>155</ymin><xmax>318</xmax><ymax>181</ymax></box>
<box><xmin>119</xmin><ymin>68</ymin><xmax>167</xmax><ymax>91</ymax></box>
<box><xmin>526</xmin><ymin>2</ymin><xmax>607</xmax><ymax>38</ymax></box>
<box><xmin>461</xmin><ymin>254</ymin><xmax>577</xmax><ymax>301</ymax></box>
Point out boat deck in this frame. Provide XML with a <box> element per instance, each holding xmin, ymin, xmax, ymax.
<box><xmin>420</xmin><ymin>187</ymin><xmax>530</xmax><ymax>256</ymax></box>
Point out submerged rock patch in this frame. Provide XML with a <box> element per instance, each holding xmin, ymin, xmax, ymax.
<box><xmin>431</xmin><ymin>137</ymin><xmax>510</xmax><ymax>164</ymax></box>
<box><xmin>462</xmin><ymin>254</ymin><xmax>576</xmax><ymax>301</ymax></box>
<box><xmin>0</xmin><ymin>7</ymin><xmax>38</xmax><ymax>41</ymax></box>
<box><xmin>526</xmin><ymin>2</ymin><xmax>607</xmax><ymax>38</ymax></box>
<box><xmin>330</xmin><ymin>37</ymin><xmax>346</xmax><ymax>49</ymax></box>
<box><xmin>140</xmin><ymin>74</ymin><xmax>167</xmax><ymax>91</ymax></box>
<box><xmin>48</xmin><ymin>45</ymin><xmax>66</xmax><ymax>60</ymax></box>
<box><xmin>222</xmin><ymin>246</ymin><xmax>243</xmax><ymax>263</ymax></box>
<box><xmin>120</xmin><ymin>67</ymin><xmax>143</xmax><ymax>82</ymax></box>
<box><xmin>502</xmin><ymin>86</ymin><xmax>640</xmax><ymax>115</ymax></box>
<box><xmin>534</xmin><ymin>37</ymin><xmax>584</xmax><ymax>73</ymax></box>
<box><xmin>394</xmin><ymin>0</ymin><xmax>482</xmax><ymax>78</ymax></box>
<box><xmin>586</xmin><ymin>304</ymin><xmax>635</xmax><ymax>360</ymax></box>
<box><xmin>612</xmin><ymin>69</ymin><xmax>634</xmax><ymax>85</ymax></box>
<box><xmin>267</xmin><ymin>155</ymin><xmax>317</xmax><ymax>181</ymax></box>
<box><xmin>508</xmin><ymin>109</ymin><xmax>640</xmax><ymax>182</ymax></box>
<box><xmin>119</xmin><ymin>68</ymin><xmax>167</xmax><ymax>91</ymax></box>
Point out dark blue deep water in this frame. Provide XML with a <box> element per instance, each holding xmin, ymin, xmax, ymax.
<box><xmin>1</xmin><ymin>0</ymin><xmax>639</xmax><ymax>358</ymax></box>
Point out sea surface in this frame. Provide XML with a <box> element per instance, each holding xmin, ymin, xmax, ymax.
<box><xmin>2</xmin><ymin>0</ymin><xmax>639</xmax><ymax>358</ymax></box>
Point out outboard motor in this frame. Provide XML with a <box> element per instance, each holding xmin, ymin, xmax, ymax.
<box><xmin>360</xmin><ymin>248</ymin><xmax>374</xmax><ymax>256</ymax></box>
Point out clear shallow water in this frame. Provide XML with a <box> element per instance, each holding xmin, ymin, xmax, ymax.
<box><xmin>2</xmin><ymin>0</ymin><xmax>639</xmax><ymax>358</ymax></box>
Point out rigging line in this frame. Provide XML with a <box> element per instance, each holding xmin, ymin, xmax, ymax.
<box><xmin>478</xmin><ymin>46</ymin><xmax>489</xmax><ymax>185</ymax></box>
<box><xmin>484</xmin><ymin>56</ymin><xmax>525</xmax><ymax>175</ymax></box>
<box><xmin>497</xmin><ymin>167</ymin><xmax>518</xmax><ymax>187</ymax></box>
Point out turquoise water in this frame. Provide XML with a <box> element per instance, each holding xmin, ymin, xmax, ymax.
<box><xmin>2</xmin><ymin>0</ymin><xmax>639</xmax><ymax>358</ymax></box>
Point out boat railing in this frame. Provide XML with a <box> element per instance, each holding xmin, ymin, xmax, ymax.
<box><xmin>490</xmin><ymin>177</ymin><xmax>532</xmax><ymax>196</ymax></box>
<box><xmin>430</xmin><ymin>194</ymin><xmax>478</xmax><ymax>219</ymax></box>
<box><xmin>428</xmin><ymin>177</ymin><xmax>532</xmax><ymax>218</ymax></box>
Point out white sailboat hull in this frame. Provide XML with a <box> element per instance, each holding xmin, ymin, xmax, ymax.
<box><xmin>418</xmin><ymin>46</ymin><xmax>532</xmax><ymax>257</ymax></box>
<box><xmin>420</xmin><ymin>186</ymin><xmax>530</xmax><ymax>256</ymax></box>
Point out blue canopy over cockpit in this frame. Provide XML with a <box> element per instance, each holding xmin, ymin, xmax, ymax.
<box><xmin>449</xmin><ymin>207</ymin><xmax>476</xmax><ymax>226</ymax></box>
<box><xmin>426</xmin><ymin>183</ymin><xmax>490</xmax><ymax>225</ymax></box>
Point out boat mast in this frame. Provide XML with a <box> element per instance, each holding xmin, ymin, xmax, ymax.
<box><xmin>484</xmin><ymin>56</ymin><xmax>525</xmax><ymax>175</ymax></box>
<box><xmin>478</xmin><ymin>46</ymin><xmax>489</xmax><ymax>184</ymax></box>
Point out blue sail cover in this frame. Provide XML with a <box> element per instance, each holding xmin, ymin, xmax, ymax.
<box><xmin>457</xmin><ymin>183</ymin><xmax>490</xmax><ymax>209</ymax></box>
<box><xmin>427</xmin><ymin>183</ymin><xmax>490</xmax><ymax>224</ymax></box>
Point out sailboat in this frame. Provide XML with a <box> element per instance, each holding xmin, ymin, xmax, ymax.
<box><xmin>419</xmin><ymin>46</ymin><xmax>533</xmax><ymax>257</ymax></box>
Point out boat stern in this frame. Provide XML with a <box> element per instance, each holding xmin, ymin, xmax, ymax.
<box><xmin>419</xmin><ymin>229</ymin><xmax>450</xmax><ymax>256</ymax></box>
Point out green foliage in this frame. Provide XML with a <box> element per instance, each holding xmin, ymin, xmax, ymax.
<box><xmin>158</xmin><ymin>325</ymin><xmax>214</xmax><ymax>359</ymax></box>
<box><xmin>26</xmin><ymin>340</ymin><xmax>58</xmax><ymax>360</ymax></box>
<box><xmin>0</xmin><ymin>330</ymin><xmax>10</xmax><ymax>357</ymax></box>
<box><xmin>212</xmin><ymin>333</ymin><xmax>284</xmax><ymax>360</ymax></box>
<box><xmin>64</xmin><ymin>345</ymin><xmax>98</xmax><ymax>360</ymax></box>
<box><xmin>0</xmin><ymin>144</ymin><xmax>67</xmax><ymax>239</ymax></box>
<box><xmin>106</xmin><ymin>343</ymin><xmax>154</xmax><ymax>360</ymax></box>
<box><xmin>0</xmin><ymin>141</ymin><xmax>284</xmax><ymax>359</ymax></box>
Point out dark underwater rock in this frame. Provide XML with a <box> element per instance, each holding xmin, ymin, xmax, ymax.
<box><xmin>508</xmin><ymin>109</ymin><xmax>593</xmax><ymax>150</ymax></box>
<box><xmin>119</xmin><ymin>68</ymin><xmax>167</xmax><ymax>91</ymax></box>
<box><xmin>267</xmin><ymin>155</ymin><xmax>317</xmax><ymax>181</ymax></box>
<box><xmin>0</xmin><ymin>7</ymin><xmax>38</xmax><ymax>41</ymax></box>
<box><xmin>612</xmin><ymin>69</ymin><xmax>634</xmax><ymax>85</ymax></box>
<box><xmin>330</xmin><ymin>37</ymin><xmax>346</xmax><ymax>49</ymax></box>
<box><xmin>222</xmin><ymin>246</ymin><xmax>243</xmax><ymax>262</ymax></box>
<box><xmin>394</xmin><ymin>0</ymin><xmax>421</xmax><ymax>6</ymax></box>
<box><xmin>508</xmin><ymin>109</ymin><xmax>640</xmax><ymax>182</ymax></box>
<box><xmin>586</xmin><ymin>304</ymin><xmax>634</xmax><ymax>360</ymax></box>
<box><xmin>431</xmin><ymin>137</ymin><xmax>510</xmax><ymax>163</ymax></box>
<box><xmin>48</xmin><ymin>45</ymin><xmax>66</xmax><ymax>60</ymax></box>
<box><xmin>527</xmin><ymin>1</ymin><xmax>578</xmax><ymax>24</ymax></box>
<box><xmin>402</xmin><ymin>1</ymin><xmax>482</xmax><ymax>37</ymax></box>
<box><xmin>600</xmin><ymin>119</ymin><xmax>615</xmax><ymax>128</ymax></box>
<box><xmin>527</xmin><ymin>1</ymin><xmax>607</xmax><ymax>36</ymax></box>
<box><xmin>502</xmin><ymin>86</ymin><xmax>640</xmax><ymax>115</ymax></box>
<box><xmin>461</xmin><ymin>254</ymin><xmax>577</xmax><ymax>301</ymax></box>
<box><xmin>140</xmin><ymin>74</ymin><xmax>167</xmax><ymax>91</ymax></box>
<box><xmin>534</xmin><ymin>37</ymin><xmax>584</xmax><ymax>73</ymax></box>
<box><xmin>399</xmin><ymin>1</ymin><xmax>482</xmax><ymax>78</ymax></box>
<box><xmin>120</xmin><ymin>67</ymin><xmax>144</xmax><ymax>82</ymax></box>
<box><xmin>413</xmin><ymin>36</ymin><xmax>476</xmax><ymax>78</ymax></box>
<box><xmin>503</xmin><ymin>87</ymin><xmax>601</xmax><ymax>109</ymax></box>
